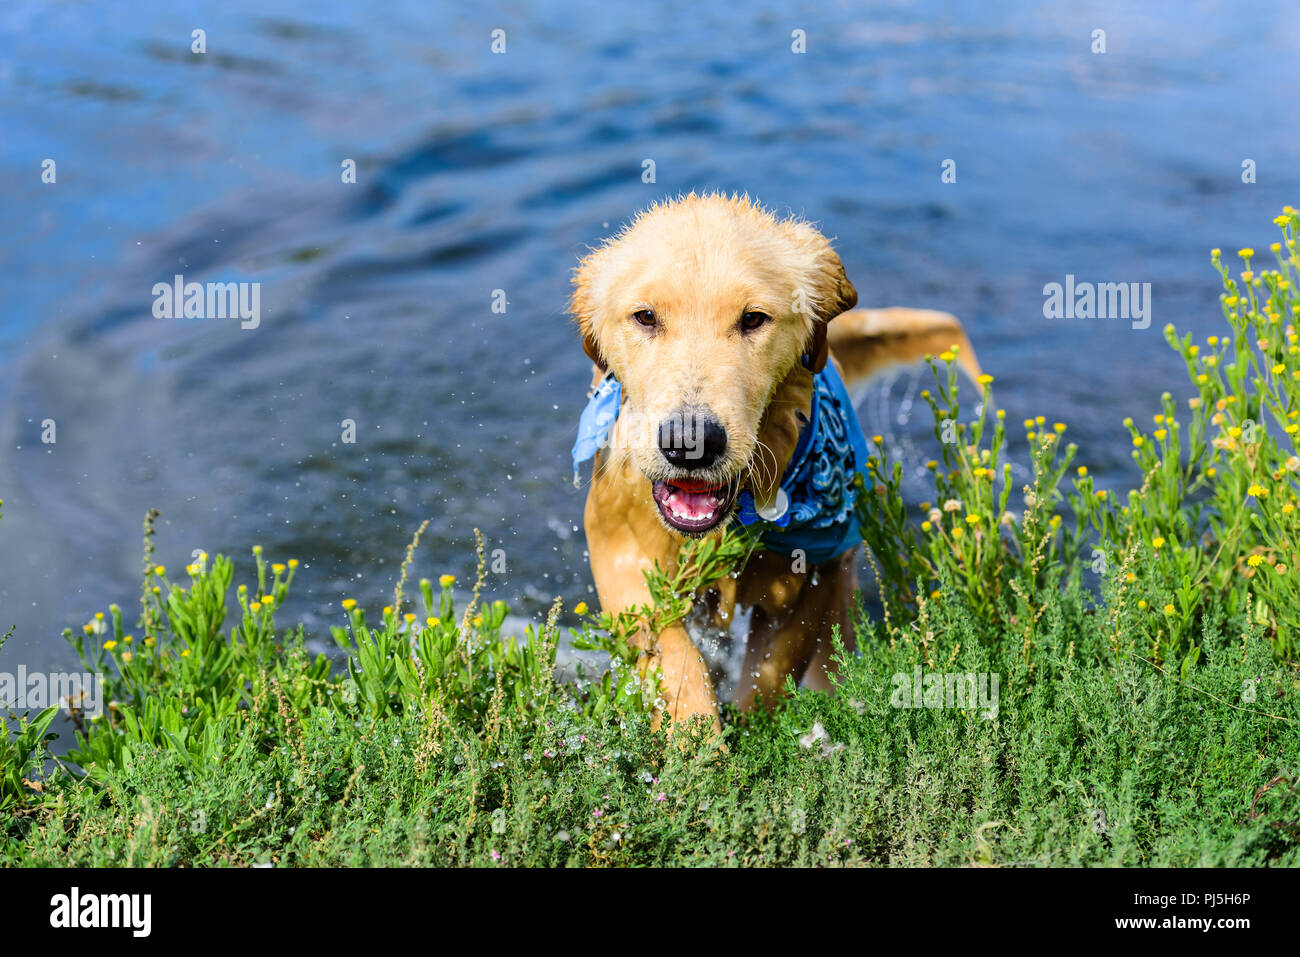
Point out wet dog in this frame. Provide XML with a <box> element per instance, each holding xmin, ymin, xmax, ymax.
<box><xmin>570</xmin><ymin>193</ymin><xmax>979</xmax><ymax>731</ymax></box>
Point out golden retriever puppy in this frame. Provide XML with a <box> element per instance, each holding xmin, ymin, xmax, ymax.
<box><xmin>570</xmin><ymin>193</ymin><xmax>979</xmax><ymax>732</ymax></box>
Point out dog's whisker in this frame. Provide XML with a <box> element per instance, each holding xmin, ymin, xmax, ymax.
<box><xmin>763</xmin><ymin>443</ymin><xmax>779</xmax><ymax>483</ymax></box>
<box><xmin>751</xmin><ymin>438</ymin><xmax>781</xmax><ymax>490</ymax></box>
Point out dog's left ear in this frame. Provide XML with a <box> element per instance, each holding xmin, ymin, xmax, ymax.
<box><xmin>803</xmin><ymin>247</ymin><xmax>858</xmax><ymax>373</ymax></box>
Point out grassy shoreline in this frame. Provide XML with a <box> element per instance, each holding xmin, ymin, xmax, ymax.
<box><xmin>3</xmin><ymin>554</ymin><xmax>1296</xmax><ymax>867</ymax></box>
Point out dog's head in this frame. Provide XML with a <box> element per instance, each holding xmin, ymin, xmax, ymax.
<box><xmin>571</xmin><ymin>193</ymin><xmax>857</xmax><ymax>535</ymax></box>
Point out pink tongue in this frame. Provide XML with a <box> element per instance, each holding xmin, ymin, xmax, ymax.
<box><xmin>665</xmin><ymin>487</ymin><xmax>720</xmax><ymax>521</ymax></box>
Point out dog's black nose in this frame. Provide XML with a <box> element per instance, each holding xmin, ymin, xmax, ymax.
<box><xmin>659</xmin><ymin>411</ymin><xmax>727</xmax><ymax>470</ymax></box>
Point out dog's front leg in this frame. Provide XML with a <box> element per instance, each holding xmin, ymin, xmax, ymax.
<box><xmin>647</xmin><ymin>622</ymin><xmax>722</xmax><ymax>733</ymax></box>
<box><xmin>584</xmin><ymin>488</ymin><xmax>721</xmax><ymax>734</ymax></box>
<box><xmin>589</xmin><ymin>557</ymin><xmax>721</xmax><ymax>734</ymax></box>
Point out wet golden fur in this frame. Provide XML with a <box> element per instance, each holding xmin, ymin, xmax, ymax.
<box><xmin>571</xmin><ymin>193</ymin><xmax>979</xmax><ymax>731</ymax></box>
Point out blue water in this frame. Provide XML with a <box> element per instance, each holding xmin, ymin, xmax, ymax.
<box><xmin>2</xmin><ymin>0</ymin><xmax>1299</xmax><ymax>678</ymax></box>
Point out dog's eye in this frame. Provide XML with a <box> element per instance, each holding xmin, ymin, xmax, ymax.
<box><xmin>740</xmin><ymin>311</ymin><xmax>770</xmax><ymax>332</ymax></box>
<box><xmin>631</xmin><ymin>308</ymin><xmax>658</xmax><ymax>328</ymax></box>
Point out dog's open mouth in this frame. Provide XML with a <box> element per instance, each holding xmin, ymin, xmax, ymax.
<box><xmin>651</xmin><ymin>477</ymin><xmax>738</xmax><ymax>534</ymax></box>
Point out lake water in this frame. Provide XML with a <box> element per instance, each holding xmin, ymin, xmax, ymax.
<box><xmin>2</xmin><ymin>0</ymin><xmax>1299</xmax><ymax>680</ymax></box>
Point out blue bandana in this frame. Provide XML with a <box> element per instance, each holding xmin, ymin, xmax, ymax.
<box><xmin>571</xmin><ymin>373</ymin><xmax>623</xmax><ymax>487</ymax></box>
<box><xmin>571</xmin><ymin>364</ymin><xmax>872</xmax><ymax>566</ymax></box>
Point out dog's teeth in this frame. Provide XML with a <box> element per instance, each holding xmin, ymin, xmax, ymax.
<box><xmin>665</xmin><ymin>489</ymin><xmax>722</xmax><ymax>523</ymax></box>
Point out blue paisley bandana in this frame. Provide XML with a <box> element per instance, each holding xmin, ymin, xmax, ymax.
<box><xmin>571</xmin><ymin>373</ymin><xmax>623</xmax><ymax>487</ymax></box>
<box><xmin>571</xmin><ymin>363</ymin><xmax>872</xmax><ymax>565</ymax></box>
<box><xmin>733</xmin><ymin>363</ymin><xmax>872</xmax><ymax>564</ymax></box>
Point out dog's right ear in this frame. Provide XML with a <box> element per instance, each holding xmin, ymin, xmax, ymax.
<box><xmin>571</xmin><ymin>256</ymin><xmax>609</xmax><ymax>373</ymax></box>
<box><xmin>582</xmin><ymin>330</ymin><xmax>608</xmax><ymax>372</ymax></box>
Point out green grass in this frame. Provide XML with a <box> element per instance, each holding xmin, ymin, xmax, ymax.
<box><xmin>3</xmin><ymin>566</ymin><xmax>1296</xmax><ymax>867</ymax></box>
<box><xmin>4</xmin><ymin>210</ymin><xmax>1300</xmax><ymax>867</ymax></box>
